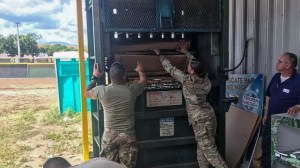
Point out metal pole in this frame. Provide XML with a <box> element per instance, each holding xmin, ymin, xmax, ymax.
<box><xmin>16</xmin><ymin>22</ymin><xmax>21</xmax><ymax>57</ymax></box>
<box><xmin>76</xmin><ymin>0</ymin><xmax>89</xmax><ymax>161</ymax></box>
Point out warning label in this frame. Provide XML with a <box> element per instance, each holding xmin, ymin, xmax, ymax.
<box><xmin>160</xmin><ymin>117</ymin><xmax>174</xmax><ymax>137</ymax></box>
<box><xmin>146</xmin><ymin>90</ymin><xmax>182</xmax><ymax>107</ymax></box>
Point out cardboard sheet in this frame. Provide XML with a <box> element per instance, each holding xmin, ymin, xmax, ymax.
<box><xmin>114</xmin><ymin>54</ymin><xmax>188</xmax><ymax>73</ymax></box>
<box><xmin>111</xmin><ymin>41</ymin><xmax>191</xmax><ymax>53</ymax></box>
<box><xmin>226</xmin><ymin>105</ymin><xmax>259</xmax><ymax>168</ymax></box>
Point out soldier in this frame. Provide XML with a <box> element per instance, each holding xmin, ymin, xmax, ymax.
<box><xmin>151</xmin><ymin>41</ymin><xmax>228</xmax><ymax>168</ymax></box>
<box><xmin>86</xmin><ymin>61</ymin><xmax>147</xmax><ymax>168</ymax></box>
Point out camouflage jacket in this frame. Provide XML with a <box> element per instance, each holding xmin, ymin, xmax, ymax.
<box><xmin>159</xmin><ymin>53</ymin><xmax>215</xmax><ymax>124</ymax></box>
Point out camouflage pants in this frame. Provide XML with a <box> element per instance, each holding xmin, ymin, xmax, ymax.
<box><xmin>100</xmin><ymin>128</ymin><xmax>138</xmax><ymax>168</ymax></box>
<box><xmin>192</xmin><ymin>115</ymin><xmax>228</xmax><ymax>168</ymax></box>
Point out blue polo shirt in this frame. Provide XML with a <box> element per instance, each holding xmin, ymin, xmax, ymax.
<box><xmin>266</xmin><ymin>71</ymin><xmax>300</xmax><ymax>115</ymax></box>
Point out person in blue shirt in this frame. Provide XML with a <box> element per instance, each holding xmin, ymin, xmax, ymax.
<box><xmin>261</xmin><ymin>52</ymin><xmax>300</xmax><ymax>168</ymax></box>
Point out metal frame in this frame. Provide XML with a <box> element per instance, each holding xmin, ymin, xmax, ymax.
<box><xmin>85</xmin><ymin>0</ymin><xmax>230</xmax><ymax>165</ymax></box>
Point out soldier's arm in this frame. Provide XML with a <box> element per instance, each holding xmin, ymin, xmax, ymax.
<box><xmin>159</xmin><ymin>55</ymin><xmax>187</xmax><ymax>83</ymax></box>
<box><xmin>134</xmin><ymin>61</ymin><xmax>147</xmax><ymax>86</ymax></box>
<box><xmin>86</xmin><ymin>80</ymin><xmax>97</xmax><ymax>99</ymax></box>
<box><xmin>86</xmin><ymin>63</ymin><xmax>103</xmax><ymax>99</ymax></box>
<box><xmin>177</xmin><ymin>41</ymin><xmax>196</xmax><ymax>60</ymax></box>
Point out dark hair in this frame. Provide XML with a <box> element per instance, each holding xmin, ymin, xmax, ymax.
<box><xmin>109</xmin><ymin>62</ymin><xmax>126</xmax><ymax>82</ymax></box>
<box><xmin>43</xmin><ymin>157</ymin><xmax>71</xmax><ymax>168</ymax></box>
<box><xmin>190</xmin><ymin>59</ymin><xmax>206</xmax><ymax>78</ymax></box>
<box><xmin>284</xmin><ymin>52</ymin><xmax>298</xmax><ymax>68</ymax></box>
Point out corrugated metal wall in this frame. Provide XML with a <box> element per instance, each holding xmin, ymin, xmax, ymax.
<box><xmin>229</xmin><ymin>0</ymin><xmax>300</xmax><ymax>84</ymax></box>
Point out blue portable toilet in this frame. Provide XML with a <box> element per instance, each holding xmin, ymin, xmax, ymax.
<box><xmin>53</xmin><ymin>51</ymin><xmax>91</xmax><ymax>113</ymax></box>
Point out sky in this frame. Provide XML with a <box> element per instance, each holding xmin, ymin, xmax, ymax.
<box><xmin>0</xmin><ymin>0</ymin><xmax>87</xmax><ymax>45</ymax></box>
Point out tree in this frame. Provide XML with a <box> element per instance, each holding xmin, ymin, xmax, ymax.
<box><xmin>39</xmin><ymin>44</ymin><xmax>77</xmax><ymax>56</ymax></box>
<box><xmin>0</xmin><ymin>34</ymin><xmax>4</xmax><ymax>53</ymax></box>
<box><xmin>38</xmin><ymin>47</ymin><xmax>47</xmax><ymax>56</ymax></box>
<box><xmin>0</xmin><ymin>33</ymin><xmax>78</xmax><ymax>57</ymax></box>
<box><xmin>0</xmin><ymin>34</ymin><xmax>4</xmax><ymax>54</ymax></box>
<box><xmin>21</xmin><ymin>33</ymin><xmax>42</xmax><ymax>57</ymax></box>
<box><xmin>1</xmin><ymin>34</ymin><xmax>18</xmax><ymax>57</ymax></box>
<box><xmin>0</xmin><ymin>33</ymin><xmax>41</xmax><ymax>57</ymax></box>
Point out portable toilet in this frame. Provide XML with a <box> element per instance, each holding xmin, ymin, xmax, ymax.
<box><xmin>53</xmin><ymin>51</ymin><xmax>91</xmax><ymax>113</ymax></box>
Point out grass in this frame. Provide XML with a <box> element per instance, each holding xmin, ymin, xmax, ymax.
<box><xmin>0</xmin><ymin>107</ymin><xmax>41</xmax><ymax>168</ymax></box>
<box><xmin>19</xmin><ymin>145</ymin><xmax>34</xmax><ymax>152</ymax></box>
<box><xmin>43</xmin><ymin>129</ymin><xmax>82</xmax><ymax>154</ymax></box>
<box><xmin>0</xmin><ymin>111</ymin><xmax>36</xmax><ymax>142</ymax></box>
<box><xmin>42</xmin><ymin>106</ymin><xmax>82</xmax><ymax>125</ymax></box>
<box><xmin>21</xmin><ymin>109</ymin><xmax>37</xmax><ymax>124</ymax></box>
<box><xmin>0</xmin><ymin>144</ymin><xmax>20</xmax><ymax>168</ymax></box>
<box><xmin>0</xmin><ymin>105</ymin><xmax>92</xmax><ymax>168</ymax></box>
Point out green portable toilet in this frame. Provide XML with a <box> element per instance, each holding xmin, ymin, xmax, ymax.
<box><xmin>53</xmin><ymin>51</ymin><xmax>91</xmax><ymax>113</ymax></box>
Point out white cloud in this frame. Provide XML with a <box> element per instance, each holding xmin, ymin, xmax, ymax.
<box><xmin>0</xmin><ymin>0</ymin><xmax>61</xmax><ymax>16</ymax></box>
<box><xmin>0</xmin><ymin>0</ymin><xmax>87</xmax><ymax>45</ymax></box>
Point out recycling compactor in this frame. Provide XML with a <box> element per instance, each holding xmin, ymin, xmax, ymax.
<box><xmin>85</xmin><ymin>0</ymin><xmax>230</xmax><ymax>167</ymax></box>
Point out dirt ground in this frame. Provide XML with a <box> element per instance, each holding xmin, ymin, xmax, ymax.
<box><xmin>0</xmin><ymin>78</ymin><xmax>57</xmax><ymax>116</ymax></box>
<box><xmin>0</xmin><ymin>78</ymin><xmax>85</xmax><ymax>167</ymax></box>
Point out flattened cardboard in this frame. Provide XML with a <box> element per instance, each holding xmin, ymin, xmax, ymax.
<box><xmin>226</xmin><ymin>105</ymin><xmax>259</xmax><ymax>168</ymax></box>
<box><xmin>111</xmin><ymin>41</ymin><xmax>191</xmax><ymax>53</ymax></box>
<box><xmin>114</xmin><ymin>54</ymin><xmax>188</xmax><ymax>73</ymax></box>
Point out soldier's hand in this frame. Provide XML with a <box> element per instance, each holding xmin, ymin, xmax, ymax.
<box><xmin>134</xmin><ymin>61</ymin><xmax>144</xmax><ymax>72</ymax></box>
<box><xmin>177</xmin><ymin>40</ymin><xmax>189</xmax><ymax>54</ymax></box>
<box><xmin>93</xmin><ymin>63</ymin><xmax>102</xmax><ymax>78</ymax></box>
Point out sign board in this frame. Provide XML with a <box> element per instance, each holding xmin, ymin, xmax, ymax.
<box><xmin>226</xmin><ymin>74</ymin><xmax>264</xmax><ymax>116</ymax></box>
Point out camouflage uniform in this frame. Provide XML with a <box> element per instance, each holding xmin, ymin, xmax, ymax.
<box><xmin>159</xmin><ymin>53</ymin><xmax>228</xmax><ymax>168</ymax></box>
<box><xmin>101</xmin><ymin>128</ymin><xmax>137</xmax><ymax>168</ymax></box>
<box><xmin>89</xmin><ymin>82</ymin><xmax>144</xmax><ymax>168</ymax></box>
